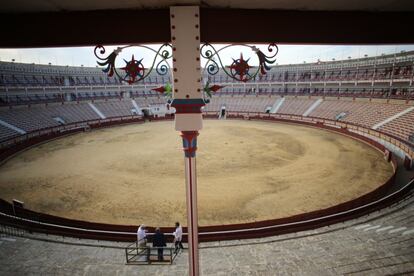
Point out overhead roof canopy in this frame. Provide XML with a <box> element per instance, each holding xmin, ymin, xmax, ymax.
<box><xmin>1</xmin><ymin>1</ymin><xmax>414</xmax><ymax>47</ymax></box>
<box><xmin>2</xmin><ymin>0</ymin><xmax>414</xmax><ymax>13</ymax></box>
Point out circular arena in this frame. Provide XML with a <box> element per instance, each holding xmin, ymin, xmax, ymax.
<box><xmin>0</xmin><ymin>109</ymin><xmax>412</xmax><ymax>243</ymax></box>
<box><xmin>0</xmin><ymin>48</ymin><xmax>413</xmax><ymax>243</ymax></box>
<box><xmin>0</xmin><ymin>119</ymin><xmax>394</xmax><ymax>226</ymax></box>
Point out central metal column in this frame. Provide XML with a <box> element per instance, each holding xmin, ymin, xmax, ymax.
<box><xmin>170</xmin><ymin>6</ymin><xmax>204</xmax><ymax>276</ymax></box>
<box><xmin>181</xmin><ymin>130</ymin><xmax>200</xmax><ymax>275</ymax></box>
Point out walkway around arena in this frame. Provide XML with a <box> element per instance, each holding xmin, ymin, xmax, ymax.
<box><xmin>0</xmin><ymin>190</ymin><xmax>413</xmax><ymax>275</ymax></box>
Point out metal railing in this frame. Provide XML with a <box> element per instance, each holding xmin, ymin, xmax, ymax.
<box><xmin>0</xmin><ymin>223</ymin><xmax>25</xmax><ymax>238</ymax></box>
<box><xmin>125</xmin><ymin>240</ymin><xmax>178</xmax><ymax>265</ymax></box>
<box><xmin>0</xmin><ymin>178</ymin><xmax>412</xmax><ymax>241</ymax></box>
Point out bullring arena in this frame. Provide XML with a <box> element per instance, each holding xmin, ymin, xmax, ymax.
<box><xmin>0</xmin><ymin>120</ymin><xmax>393</xmax><ymax>226</ymax></box>
<box><xmin>1</xmin><ymin>17</ymin><xmax>414</xmax><ymax>274</ymax></box>
<box><xmin>0</xmin><ymin>120</ymin><xmax>394</xmax><ymax>226</ymax></box>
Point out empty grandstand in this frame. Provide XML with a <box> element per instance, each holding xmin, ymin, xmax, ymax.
<box><xmin>1</xmin><ymin>51</ymin><xmax>413</xmax><ymax>147</ymax></box>
<box><xmin>1</xmin><ymin>50</ymin><xmax>413</xmax><ymax>105</ymax></box>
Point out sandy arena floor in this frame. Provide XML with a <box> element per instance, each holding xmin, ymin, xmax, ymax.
<box><xmin>0</xmin><ymin>120</ymin><xmax>393</xmax><ymax>226</ymax></box>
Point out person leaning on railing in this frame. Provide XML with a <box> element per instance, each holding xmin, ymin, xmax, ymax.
<box><xmin>152</xmin><ymin>227</ymin><xmax>167</xmax><ymax>261</ymax></box>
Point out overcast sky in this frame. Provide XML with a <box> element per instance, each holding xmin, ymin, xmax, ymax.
<box><xmin>1</xmin><ymin>44</ymin><xmax>414</xmax><ymax>68</ymax></box>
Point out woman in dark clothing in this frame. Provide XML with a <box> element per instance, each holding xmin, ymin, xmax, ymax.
<box><xmin>152</xmin><ymin>227</ymin><xmax>167</xmax><ymax>261</ymax></box>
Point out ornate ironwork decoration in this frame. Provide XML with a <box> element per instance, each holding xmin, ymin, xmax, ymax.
<box><xmin>200</xmin><ymin>43</ymin><xmax>278</xmax><ymax>83</ymax></box>
<box><xmin>95</xmin><ymin>43</ymin><xmax>278</xmax><ymax>101</ymax></box>
<box><xmin>94</xmin><ymin>44</ymin><xmax>172</xmax><ymax>84</ymax></box>
<box><xmin>203</xmin><ymin>81</ymin><xmax>225</xmax><ymax>98</ymax></box>
<box><xmin>121</xmin><ymin>55</ymin><xmax>145</xmax><ymax>84</ymax></box>
<box><xmin>152</xmin><ymin>82</ymin><xmax>173</xmax><ymax>98</ymax></box>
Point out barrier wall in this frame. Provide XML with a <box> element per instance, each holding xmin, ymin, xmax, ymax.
<box><xmin>0</xmin><ymin>114</ymin><xmax>412</xmax><ymax>242</ymax></box>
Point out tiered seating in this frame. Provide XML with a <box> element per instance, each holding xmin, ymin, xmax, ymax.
<box><xmin>203</xmin><ymin>97</ymin><xmax>222</xmax><ymax>112</ymax></box>
<box><xmin>0</xmin><ymin>125</ymin><xmax>20</xmax><ymax>142</ymax></box>
<box><xmin>0</xmin><ymin>95</ymin><xmax>413</xmax><ymax>146</ymax></box>
<box><xmin>342</xmin><ymin>102</ymin><xmax>408</xmax><ymax>127</ymax></box>
<box><xmin>0</xmin><ymin>103</ymin><xmax>101</xmax><ymax>132</ymax></box>
<box><xmin>76</xmin><ymin>91</ymin><xmax>121</xmax><ymax>101</ymax></box>
<box><xmin>134</xmin><ymin>96</ymin><xmax>166</xmax><ymax>107</ymax></box>
<box><xmin>294</xmin><ymin>100</ymin><xmax>352</xmax><ymax>120</ymax></box>
<box><xmin>47</xmin><ymin>104</ymin><xmax>100</xmax><ymax>123</ymax></box>
<box><xmin>0</xmin><ymin>108</ymin><xmax>60</xmax><ymax>132</ymax></box>
<box><xmin>233</xmin><ymin>96</ymin><xmax>274</xmax><ymax>112</ymax></box>
<box><xmin>94</xmin><ymin>100</ymin><xmax>135</xmax><ymax>117</ymax></box>
<box><xmin>1</xmin><ymin>49</ymin><xmax>414</xmax><ymax>101</ymax></box>
<box><xmin>0</xmin><ymin>93</ymin><xmax>64</xmax><ymax>106</ymax></box>
<box><xmin>203</xmin><ymin>96</ymin><xmax>275</xmax><ymax>112</ymax></box>
<box><xmin>309</xmin><ymin>100</ymin><xmax>409</xmax><ymax>127</ymax></box>
<box><xmin>277</xmin><ymin>98</ymin><xmax>316</xmax><ymax>115</ymax></box>
<box><xmin>379</xmin><ymin>108</ymin><xmax>414</xmax><ymax>141</ymax></box>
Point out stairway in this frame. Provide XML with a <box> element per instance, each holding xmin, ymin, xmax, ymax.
<box><xmin>0</xmin><ymin>119</ymin><xmax>26</xmax><ymax>134</ymax></box>
<box><xmin>270</xmin><ymin>97</ymin><xmax>285</xmax><ymax>113</ymax></box>
<box><xmin>131</xmin><ymin>99</ymin><xmax>143</xmax><ymax>115</ymax></box>
<box><xmin>372</xmin><ymin>106</ymin><xmax>414</xmax><ymax>130</ymax></box>
<box><xmin>88</xmin><ymin>102</ymin><xmax>106</xmax><ymax>119</ymax></box>
<box><xmin>303</xmin><ymin>98</ymin><xmax>323</xmax><ymax>117</ymax></box>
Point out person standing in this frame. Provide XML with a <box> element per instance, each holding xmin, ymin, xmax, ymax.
<box><xmin>152</xmin><ymin>227</ymin><xmax>167</xmax><ymax>261</ymax></box>
<box><xmin>137</xmin><ymin>224</ymin><xmax>149</xmax><ymax>261</ymax></box>
<box><xmin>173</xmin><ymin>222</ymin><xmax>184</xmax><ymax>254</ymax></box>
<box><xmin>137</xmin><ymin>224</ymin><xmax>147</xmax><ymax>248</ymax></box>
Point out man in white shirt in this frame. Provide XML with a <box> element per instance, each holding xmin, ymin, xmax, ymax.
<box><xmin>173</xmin><ymin>222</ymin><xmax>184</xmax><ymax>254</ymax></box>
<box><xmin>137</xmin><ymin>224</ymin><xmax>149</xmax><ymax>261</ymax></box>
<box><xmin>137</xmin><ymin>224</ymin><xmax>147</xmax><ymax>248</ymax></box>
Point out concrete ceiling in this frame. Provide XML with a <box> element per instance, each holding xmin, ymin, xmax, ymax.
<box><xmin>2</xmin><ymin>0</ymin><xmax>414</xmax><ymax>13</ymax></box>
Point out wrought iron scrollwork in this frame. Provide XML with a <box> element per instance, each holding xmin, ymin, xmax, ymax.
<box><xmin>95</xmin><ymin>43</ymin><xmax>278</xmax><ymax>100</ymax></box>
<box><xmin>94</xmin><ymin>43</ymin><xmax>173</xmax><ymax>84</ymax></box>
<box><xmin>200</xmin><ymin>43</ymin><xmax>278</xmax><ymax>83</ymax></box>
<box><xmin>203</xmin><ymin>81</ymin><xmax>225</xmax><ymax>98</ymax></box>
